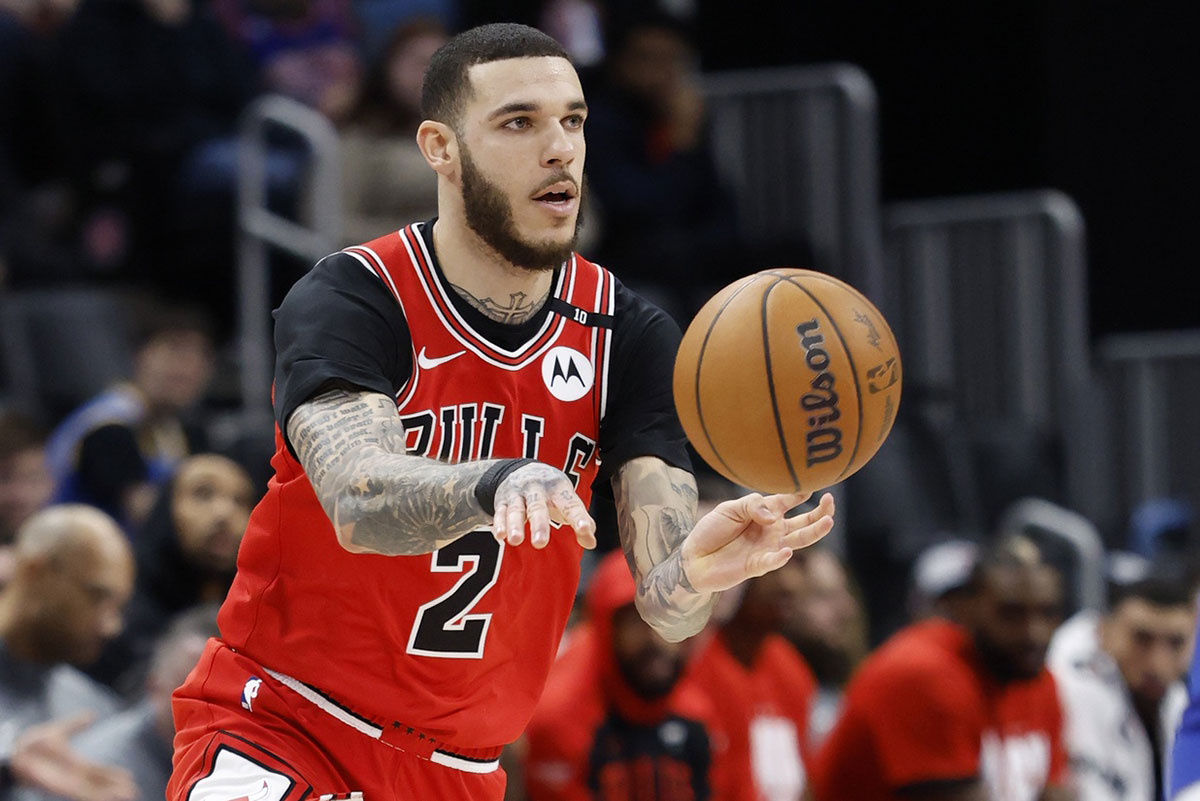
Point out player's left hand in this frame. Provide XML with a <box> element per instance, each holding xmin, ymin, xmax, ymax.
<box><xmin>680</xmin><ymin>491</ymin><xmax>834</xmax><ymax>594</ymax></box>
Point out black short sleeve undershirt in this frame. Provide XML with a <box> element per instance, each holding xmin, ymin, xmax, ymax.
<box><xmin>596</xmin><ymin>276</ymin><xmax>692</xmax><ymax>482</ymax></box>
<box><xmin>270</xmin><ymin>232</ymin><xmax>690</xmax><ymax>481</ymax></box>
<box><xmin>272</xmin><ymin>251</ymin><xmax>411</xmax><ymax>441</ymax></box>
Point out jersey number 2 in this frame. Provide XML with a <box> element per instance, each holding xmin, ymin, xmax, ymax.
<box><xmin>406</xmin><ymin>531</ymin><xmax>503</xmax><ymax>658</ymax></box>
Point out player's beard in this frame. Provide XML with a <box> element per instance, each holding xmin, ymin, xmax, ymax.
<box><xmin>460</xmin><ymin>143</ymin><xmax>584</xmax><ymax>272</ymax></box>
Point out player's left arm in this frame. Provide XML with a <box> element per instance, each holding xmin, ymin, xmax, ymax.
<box><xmin>613</xmin><ymin>456</ymin><xmax>834</xmax><ymax>642</ymax></box>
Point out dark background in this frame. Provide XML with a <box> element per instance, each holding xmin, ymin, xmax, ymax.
<box><xmin>689</xmin><ymin>0</ymin><xmax>1198</xmax><ymax>339</ymax></box>
<box><xmin>356</xmin><ymin>0</ymin><xmax>1200</xmax><ymax>337</ymax></box>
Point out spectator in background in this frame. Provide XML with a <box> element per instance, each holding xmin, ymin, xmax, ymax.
<box><xmin>0</xmin><ymin>505</ymin><xmax>136</xmax><ymax>801</ymax></box>
<box><xmin>582</xmin><ymin>10</ymin><xmax>738</xmax><ymax>323</ymax></box>
<box><xmin>807</xmin><ymin>535</ymin><xmax>1071</xmax><ymax>801</ymax></box>
<box><xmin>339</xmin><ymin>18</ymin><xmax>446</xmax><ymax>245</ymax></box>
<box><xmin>524</xmin><ymin>549</ymin><xmax>718</xmax><ymax>801</ymax></box>
<box><xmin>688</xmin><ymin>544</ymin><xmax>816</xmax><ymax>800</ymax></box>
<box><xmin>211</xmin><ymin>0</ymin><xmax>363</xmax><ymax>125</ymax></box>
<box><xmin>89</xmin><ymin>454</ymin><xmax>253</xmax><ymax>693</ymax></box>
<box><xmin>907</xmin><ymin>537</ymin><xmax>979</xmax><ymax>623</ymax></box>
<box><xmin>67</xmin><ymin>605</ymin><xmax>221</xmax><ymax>801</ymax></box>
<box><xmin>0</xmin><ymin>411</ymin><xmax>53</xmax><ymax>587</ymax></box>
<box><xmin>1049</xmin><ymin>577</ymin><xmax>1195</xmax><ymax>801</ymax></box>
<box><xmin>45</xmin><ymin>303</ymin><xmax>214</xmax><ymax>530</ymax></box>
<box><xmin>783</xmin><ymin>547</ymin><xmax>867</xmax><ymax>749</ymax></box>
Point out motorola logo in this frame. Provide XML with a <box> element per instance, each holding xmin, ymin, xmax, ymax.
<box><xmin>541</xmin><ymin>346</ymin><xmax>594</xmax><ymax>402</ymax></box>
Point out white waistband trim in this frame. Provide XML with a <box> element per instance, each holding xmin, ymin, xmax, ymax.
<box><xmin>261</xmin><ymin>668</ymin><xmax>500</xmax><ymax>774</ymax></box>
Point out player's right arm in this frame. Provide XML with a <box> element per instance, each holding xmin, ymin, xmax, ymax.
<box><xmin>288</xmin><ymin>385</ymin><xmax>596</xmax><ymax>556</ymax></box>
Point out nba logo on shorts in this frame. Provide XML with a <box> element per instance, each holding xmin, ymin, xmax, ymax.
<box><xmin>241</xmin><ymin>677</ymin><xmax>262</xmax><ymax>712</ymax></box>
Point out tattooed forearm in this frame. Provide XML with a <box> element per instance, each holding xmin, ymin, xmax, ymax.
<box><xmin>448</xmin><ymin>282</ymin><xmax>550</xmax><ymax>325</ymax></box>
<box><xmin>613</xmin><ymin>457</ymin><xmax>714</xmax><ymax>642</ymax></box>
<box><xmin>287</xmin><ymin>388</ymin><xmax>495</xmax><ymax>555</ymax></box>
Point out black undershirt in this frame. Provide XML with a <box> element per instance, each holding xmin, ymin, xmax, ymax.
<box><xmin>272</xmin><ymin>220</ymin><xmax>691</xmax><ymax>487</ymax></box>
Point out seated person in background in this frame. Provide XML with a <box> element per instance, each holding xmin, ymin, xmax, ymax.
<box><xmin>66</xmin><ymin>605</ymin><xmax>221</xmax><ymax>801</ymax></box>
<box><xmin>0</xmin><ymin>505</ymin><xmax>136</xmax><ymax>801</ymax></box>
<box><xmin>907</xmin><ymin>537</ymin><xmax>980</xmax><ymax>623</ymax></box>
<box><xmin>339</xmin><ymin>17</ymin><xmax>446</xmax><ymax>245</ymax></box>
<box><xmin>807</xmin><ymin>535</ymin><xmax>1071</xmax><ymax>801</ymax></box>
<box><xmin>88</xmin><ymin>454</ymin><xmax>253</xmax><ymax>693</ymax></box>
<box><xmin>688</xmin><ymin>526</ymin><xmax>817</xmax><ymax>801</ymax></box>
<box><xmin>1049</xmin><ymin>577</ymin><xmax>1195</xmax><ymax>801</ymax></box>
<box><xmin>45</xmin><ymin>303</ymin><xmax>214</xmax><ymax>530</ymax></box>
<box><xmin>782</xmin><ymin>547</ymin><xmax>867</xmax><ymax>749</ymax></box>
<box><xmin>0</xmin><ymin>411</ymin><xmax>54</xmax><ymax>587</ymax></box>
<box><xmin>582</xmin><ymin>10</ymin><xmax>738</xmax><ymax>323</ymax></box>
<box><xmin>524</xmin><ymin>549</ymin><xmax>718</xmax><ymax>801</ymax></box>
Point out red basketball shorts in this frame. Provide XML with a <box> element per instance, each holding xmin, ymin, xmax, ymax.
<box><xmin>167</xmin><ymin>639</ymin><xmax>507</xmax><ymax>801</ymax></box>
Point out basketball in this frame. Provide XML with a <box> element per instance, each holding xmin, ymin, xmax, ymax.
<box><xmin>673</xmin><ymin>268</ymin><xmax>902</xmax><ymax>494</ymax></box>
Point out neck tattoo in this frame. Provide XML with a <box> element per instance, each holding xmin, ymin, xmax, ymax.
<box><xmin>449</xmin><ymin>282</ymin><xmax>550</xmax><ymax>325</ymax></box>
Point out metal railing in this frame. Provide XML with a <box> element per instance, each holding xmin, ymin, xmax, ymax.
<box><xmin>882</xmin><ymin>191</ymin><xmax>1109</xmax><ymax>526</ymax></box>
<box><xmin>703</xmin><ymin>64</ymin><xmax>885</xmax><ymax>300</ymax></box>
<box><xmin>1098</xmin><ymin>330</ymin><xmax>1200</xmax><ymax>534</ymax></box>
<box><xmin>998</xmin><ymin>497</ymin><xmax>1106</xmax><ymax>612</ymax></box>
<box><xmin>236</xmin><ymin>94</ymin><xmax>343</xmax><ymax>424</ymax></box>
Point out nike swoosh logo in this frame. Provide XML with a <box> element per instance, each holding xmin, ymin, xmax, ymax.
<box><xmin>417</xmin><ymin>347</ymin><xmax>467</xmax><ymax>369</ymax></box>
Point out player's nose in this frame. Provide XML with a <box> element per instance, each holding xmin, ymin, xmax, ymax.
<box><xmin>542</xmin><ymin>123</ymin><xmax>576</xmax><ymax>166</ymax></box>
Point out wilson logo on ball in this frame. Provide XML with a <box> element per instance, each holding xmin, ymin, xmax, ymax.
<box><xmin>796</xmin><ymin>319</ymin><xmax>844</xmax><ymax>467</ymax></box>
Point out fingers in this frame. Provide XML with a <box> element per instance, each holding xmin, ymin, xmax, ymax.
<box><xmin>84</xmin><ymin>765</ymin><xmax>139</xmax><ymax>801</ymax></box>
<box><xmin>491</xmin><ymin>471</ymin><xmax>595</xmax><ymax>550</ymax></box>
<box><xmin>48</xmin><ymin>711</ymin><xmax>97</xmax><ymax>739</ymax></box>
<box><xmin>548</xmin><ymin>485</ymin><xmax>597</xmax><ymax>549</ymax></box>
<box><xmin>781</xmin><ymin>492</ymin><xmax>836</xmax><ymax>549</ymax></box>
<box><xmin>504</xmin><ymin>495</ymin><xmax>527</xmax><ymax>546</ymax></box>
<box><xmin>726</xmin><ymin>490</ymin><xmax>813</xmax><ymax>527</ymax></box>
<box><xmin>748</xmin><ymin>547</ymin><xmax>794</xmax><ymax>577</ymax></box>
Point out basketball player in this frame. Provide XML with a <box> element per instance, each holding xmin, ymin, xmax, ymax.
<box><xmin>167</xmin><ymin>23</ymin><xmax>835</xmax><ymax>801</ymax></box>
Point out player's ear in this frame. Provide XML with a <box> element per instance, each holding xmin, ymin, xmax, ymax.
<box><xmin>417</xmin><ymin>120</ymin><xmax>458</xmax><ymax>178</ymax></box>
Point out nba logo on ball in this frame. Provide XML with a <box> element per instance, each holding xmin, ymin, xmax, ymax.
<box><xmin>542</xmin><ymin>346</ymin><xmax>594</xmax><ymax>402</ymax></box>
<box><xmin>673</xmin><ymin>268</ymin><xmax>902</xmax><ymax>494</ymax></box>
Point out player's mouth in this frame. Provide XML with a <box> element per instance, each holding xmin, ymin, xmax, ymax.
<box><xmin>531</xmin><ymin>181</ymin><xmax>578</xmax><ymax>216</ymax></box>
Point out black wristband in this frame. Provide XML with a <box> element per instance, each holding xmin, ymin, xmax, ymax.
<box><xmin>474</xmin><ymin>458</ymin><xmax>539</xmax><ymax>517</ymax></box>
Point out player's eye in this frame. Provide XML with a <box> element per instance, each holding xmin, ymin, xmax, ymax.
<box><xmin>504</xmin><ymin>117</ymin><xmax>531</xmax><ymax>130</ymax></box>
<box><xmin>564</xmin><ymin>114</ymin><xmax>585</xmax><ymax>129</ymax></box>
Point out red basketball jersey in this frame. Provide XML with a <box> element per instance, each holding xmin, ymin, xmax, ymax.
<box><xmin>218</xmin><ymin>223</ymin><xmax>616</xmax><ymax>749</ymax></box>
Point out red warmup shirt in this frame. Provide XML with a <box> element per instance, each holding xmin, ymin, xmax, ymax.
<box><xmin>525</xmin><ymin>552</ymin><xmax>724</xmax><ymax>801</ymax></box>
<box><xmin>218</xmin><ymin>225</ymin><xmax>617</xmax><ymax>749</ymax></box>
<box><xmin>809</xmin><ymin>619</ymin><xmax>1068</xmax><ymax>801</ymax></box>
<box><xmin>687</xmin><ymin>630</ymin><xmax>817</xmax><ymax>801</ymax></box>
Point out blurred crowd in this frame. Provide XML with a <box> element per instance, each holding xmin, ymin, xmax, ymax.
<box><xmin>2</xmin><ymin>0</ymin><xmax>1200</xmax><ymax>800</ymax></box>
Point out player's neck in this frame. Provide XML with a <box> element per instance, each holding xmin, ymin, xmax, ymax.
<box><xmin>431</xmin><ymin>218</ymin><xmax>555</xmax><ymax>325</ymax></box>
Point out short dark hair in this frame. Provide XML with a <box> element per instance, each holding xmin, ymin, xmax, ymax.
<box><xmin>421</xmin><ymin>23</ymin><xmax>569</xmax><ymax>125</ymax></box>
<box><xmin>1108</xmin><ymin>576</ymin><xmax>1194</xmax><ymax>613</ymax></box>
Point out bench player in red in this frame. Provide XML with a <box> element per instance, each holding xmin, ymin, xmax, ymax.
<box><xmin>166</xmin><ymin>22</ymin><xmax>836</xmax><ymax>801</ymax></box>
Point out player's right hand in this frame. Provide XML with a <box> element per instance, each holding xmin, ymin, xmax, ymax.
<box><xmin>492</xmin><ymin>463</ymin><xmax>597</xmax><ymax>550</ymax></box>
